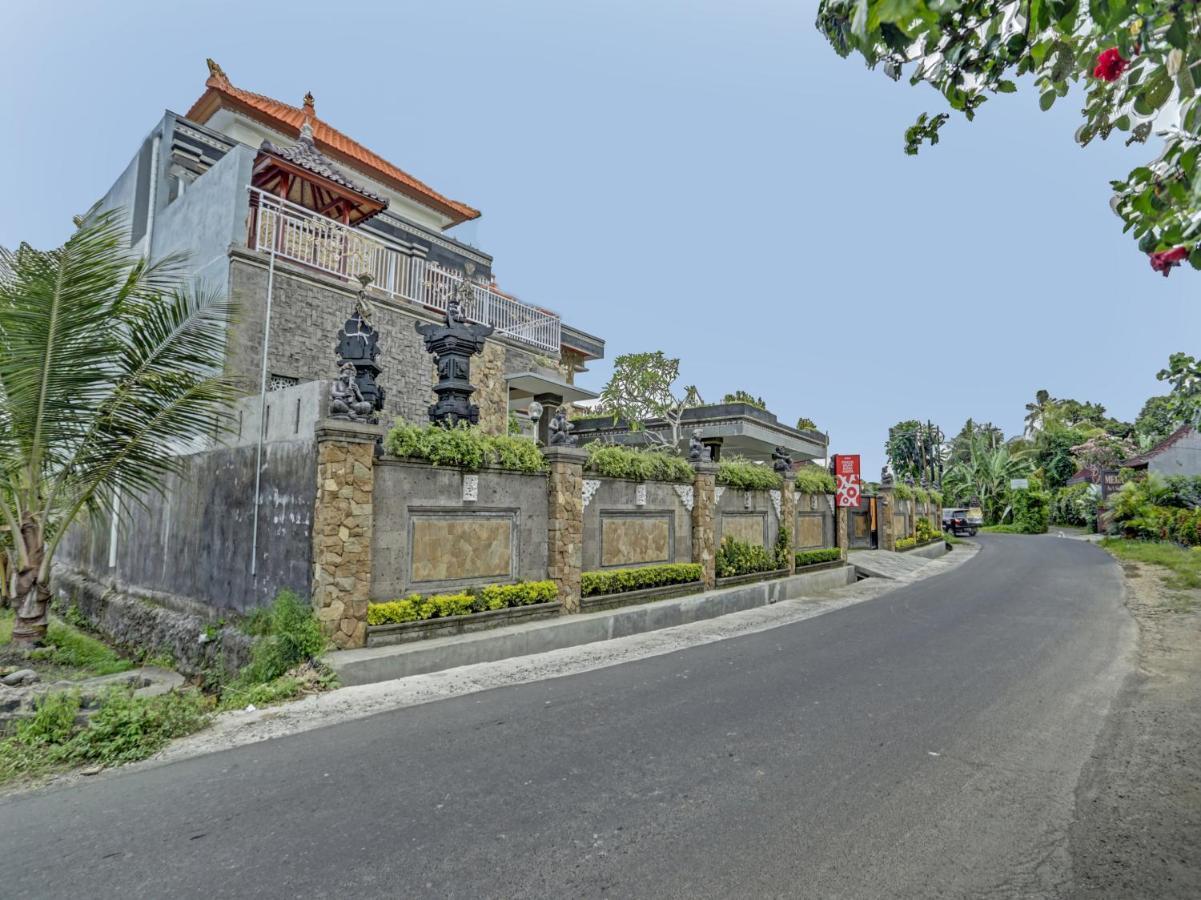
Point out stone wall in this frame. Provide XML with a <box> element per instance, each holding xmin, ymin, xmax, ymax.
<box><xmin>370</xmin><ymin>460</ymin><xmax>549</xmax><ymax>599</ymax></box>
<box><xmin>226</xmin><ymin>253</ymin><xmax>550</xmax><ymax>431</ymax></box>
<box><xmin>580</xmin><ymin>477</ymin><xmax>693</xmax><ymax>571</ymax></box>
<box><xmin>716</xmin><ymin>487</ymin><xmax>780</xmax><ymax>551</ymax></box>
<box><xmin>793</xmin><ymin>492</ymin><xmax>835</xmax><ymax>549</ymax></box>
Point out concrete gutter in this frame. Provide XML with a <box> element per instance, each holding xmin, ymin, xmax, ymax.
<box><xmin>329</xmin><ymin>564</ymin><xmax>857</xmax><ymax>686</ymax></box>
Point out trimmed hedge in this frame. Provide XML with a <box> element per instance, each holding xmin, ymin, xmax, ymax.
<box><xmin>368</xmin><ymin>580</ymin><xmax>558</xmax><ymax>626</ymax></box>
<box><xmin>896</xmin><ymin>536</ymin><xmax>917</xmax><ymax>550</ymax></box>
<box><xmin>795</xmin><ymin>547</ymin><xmax>841</xmax><ymax>568</ymax></box>
<box><xmin>583</xmin><ymin>444</ymin><xmax>694</xmax><ymax>484</ymax></box>
<box><xmin>581</xmin><ymin>563</ymin><xmax>702</xmax><ymax>597</ymax></box>
<box><xmin>384</xmin><ymin>421</ymin><xmax>546</xmax><ymax>473</ymax></box>
<box><xmin>794</xmin><ymin>467</ymin><xmax>836</xmax><ymax>494</ymax></box>
<box><xmin>892</xmin><ymin>484</ymin><xmax>914</xmax><ymax>500</ymax></box>
<box><xmin>717</xmin><ymin>457</ymin><xmax>782</xmax><ymax>491</ymax></box>
<box><xmin>715</xmin><ymin>536</ymin><xmax>778</xmax><ymax>578</ymax></box>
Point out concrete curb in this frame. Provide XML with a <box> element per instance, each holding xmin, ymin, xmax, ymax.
<box><xmin>329</xmin><ymin>564</ymin><xmax>857</xmax><ymax>686</ymax></box>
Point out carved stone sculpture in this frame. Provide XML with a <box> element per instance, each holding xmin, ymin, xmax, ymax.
<box><xmin>333</xmin><ymin>274</ymin><xmax>385</xmax><ymax>422</ymax></box>
<box><xmin>772</xmin><ymin>446</ymin><xmax>792</xmax><ymax>474</ymax></box>
<box><xmin>688</xmin><ymin>433</ymin><xmax>709</xmax><ymax>462</ymax></box>
<box><xmin>548</xmin><ymin>407</ymin><xmax>577</xmax><ymax>446</ymax></box>
<box><xmin>881</xmin><ymin>466</ymin><xmax>894</xmax><ymax>487</ymax></box>
<box><xmin>416</xmin><ymin>266</ymin><xmax>494</xmax><ymax>427</ymax></box>
<box><xmin>330</xmin><ymin>363</ymin><xmax>374</xmax><ymax>421</ymax></box>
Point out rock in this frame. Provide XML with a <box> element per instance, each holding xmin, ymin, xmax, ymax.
<box><xmin>80</xmin><ymin>765</ymin><xmax>103</xmax><ymax>776</ymax></box>
<box><xmin>2</xmin><ymin>669</ymin><xmax>38</xmax><ymax>687</ymax></box>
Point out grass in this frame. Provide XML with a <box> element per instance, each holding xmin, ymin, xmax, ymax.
<box><xmin>1100</xmin><ymin>538</ymin><xmax>1201</xmax><ymax>594</ymax></box>
<box><xmin>1</xmin><ymin>608</ymin><xmax>134</xmax><ymax>680</ymax></box>
<box><xmin>980</xmin><ymin>524</ymin><xmax>1026</xmax><ymax>534</ymax></box>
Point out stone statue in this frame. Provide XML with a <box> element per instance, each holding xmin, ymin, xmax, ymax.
<box><xmin>548</xmin><ymin>407</ymin><xmax>577</xmax><ymax>446</ymax></box>
<box><xmin>688</xmin><ymin>432</ymin><xmax>709</xmax><ymax>462</ymax></box>
<box><xmin>330</xmin><ymin>363</ymin><xmax>373</xmax><ymax>421</ymax></box>
<box><xmin>881</xmin><ymin>466</ymin><xmax>894</xmax><ymax>487</ymax></box>
<box><xmin>772</xmin><ymin>446</ymin><xmax>792</xmax><ymax>474</ymax></box>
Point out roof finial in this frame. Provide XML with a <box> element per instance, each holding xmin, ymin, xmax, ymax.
<box><xmin>303</xmin><ymin>91</ymin><xmax>315</xmax><ymax>116</ymax></box>
<box><xmin>206</xmin><ymin>58</ymin><xmax>229</xmax><ymax>84</ymax></box>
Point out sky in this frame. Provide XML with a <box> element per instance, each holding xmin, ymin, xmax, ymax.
<box><xmin>3</xmin><ymin>0</ymin><xmax>1198</xmax><ymax>476</ymax></box>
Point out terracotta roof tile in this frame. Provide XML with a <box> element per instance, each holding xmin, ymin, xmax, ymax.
<box><xmin>186</xmin><ymin>62</ymin><xmax>479</xmax><ymax>225</ymax></box>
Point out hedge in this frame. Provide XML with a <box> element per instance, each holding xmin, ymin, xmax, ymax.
<box><xmin>795</xmin><ymin>548</ymin><xmax>841</xmax><ymax>568</ymax></box>
<box><xmin>368</xmin><ymin>580</ymin><xmax>558</xmax><ymax>625</ymax></box>
<box><xmin>583</xmin><ymin>444</ymin><xmax>694</xmax><ymax>484</ymax></box>
<box><xmin>794</xmin><ymin>467</ymin><xmax>836</xmax><ymax>494</ymax></box>
<box><xmin>716</xmin><ymin>457</ymin><xmax>782</xmax><ymax>491</ymax></box>
<box><xmin>384</xmin><ymin>421</ymin><xmax>546</xmax><ymax>473</ymax></box>
<box><xmin>896</xmin><ymin>536</ymin><xmax>917</xmax><ymax>550</ymax></box>
<box><xmin>892</xmin><ymin>484</ymin><xmax>914</xmax><ymax>500</ymax></box>
<box><xmin>715</xmin><ymin>536</ymin><xmax>778</xmax><ymax>578</ymax></box>
<box><xmin>581</xmin><ymin>563</ymin><xmax>702</xmax><ymax>597</ymax></box>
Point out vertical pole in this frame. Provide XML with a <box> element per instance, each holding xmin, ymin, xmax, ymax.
<box><xmin>249</xmin><ymin>245</ymin><xmax>278</xmax><ymax>577</ymax></box>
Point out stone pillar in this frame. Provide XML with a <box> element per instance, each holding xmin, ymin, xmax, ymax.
<box><xmin>545</xmin><ymin>445</ymin><xmax>587</xmax><ymax>613</ymax></box>
<box><xmin>312</xmin><ymin>420</ymin><xmax>385</xmax><ymax>649</ymax></box>
<box><xmin>691</xmin><ymin>460</ymin><xmax>719</xmax><ymax>590</ymax></box>
<box><xmin>780</xmin><ymin>471</ymin><xmax>796</xmax><ymax>575</ymax></box>
<box><xmin>877</xmin><ymin>486</ymin><xmax>896</xmax><ymax>552</ymax></box>
<box><xmin>836</xmin><ymin>506</ymin><xmax>850</xmax><ymax>562</ymax></box>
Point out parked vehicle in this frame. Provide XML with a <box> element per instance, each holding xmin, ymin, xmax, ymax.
<box><xmin>942</xmin><ymin>508</ymin><xmax>978</xmax><ymax>537</ymax></box>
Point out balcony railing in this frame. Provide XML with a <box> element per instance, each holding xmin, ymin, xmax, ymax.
<box><xmin>247</xmin><ymin>187</ymin><xmax>561</xmax><ymax>353</ymax></box>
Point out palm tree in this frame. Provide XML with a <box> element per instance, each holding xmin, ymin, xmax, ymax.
<box><xmin>0</xmin><ymin>209</ymin><xmax>235</xmax><ymax>646</ymax></box>
<box><xmin>1024</xmin><ymin>389</ymin><xmax>1054</xmax><ymax>436</ymax></box>
<box><xmin>943</xmin><ymin>436</ymin><xmax>1031</xmax><ymax>524</ymax></box>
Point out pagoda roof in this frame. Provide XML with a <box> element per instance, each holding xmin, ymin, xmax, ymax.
<box><xmin>187</xmin><ymin>60</ymin><xmax>480</xmax><ymax>226</ymax></box>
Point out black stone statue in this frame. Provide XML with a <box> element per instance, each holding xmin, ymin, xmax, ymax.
<box><xmin>881</xmin><ymin>466</ymin><xmax>894</xmax><ymax>487</ymax></box>
<box><xmin>688</xmin><ymin>432</ymin><xmax>709</xmax><ymax>462</ymax></box>
<box><xmin>416</xmin><ymin>267</ymin><xmax>494</xmax><ymax>427</ymax></box>
<box><xmin>772</xmin><ymin>446</ymin><xmax>792</xmax><ymax>474</ymax></box>
<box><xmin>548</xmin><ymin>407</ymin><xmax>577</xmax><ymax>446</ymax></box>
<box><xmin>331</xmin><ymin>274</ymin><xmax>385</xmax><ymax>423</ymax></box>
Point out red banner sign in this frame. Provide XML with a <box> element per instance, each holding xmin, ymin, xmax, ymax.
<box><xmin>832</xmin><ymin>454</ymin><xmax>861</xmax><ymax>508</ymax></box>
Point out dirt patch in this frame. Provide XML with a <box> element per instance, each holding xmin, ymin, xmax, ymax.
<box><xmin>1068</xmin><ymin>558</ymin><xmax>1201</xmax><ymax>898</ymax></box>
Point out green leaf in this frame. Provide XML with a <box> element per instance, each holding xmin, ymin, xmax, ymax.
<box><xmin>1040</xmin><ymin>90</ymin><xmax>1057</xmax><ymax>110</ymax></box>
<box><xmin>1166</xmin><ymin>15</ymin><xmax>1189</xmax><ymax>51</ymax></box>
<box><xmin>997</xmin><ymin>79</ymin><xmax>1017</xmax><ymax>93</ymax></box>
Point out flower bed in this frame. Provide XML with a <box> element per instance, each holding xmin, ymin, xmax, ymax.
<box><xmin>368</xmin><ymin>580</ymin><xmax>557</xmax><ymax>625</ymax></box>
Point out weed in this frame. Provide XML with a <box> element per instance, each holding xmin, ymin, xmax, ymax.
<box><xmin>1100</xmin><ymin>539</ymin><xmax>1201</xmax><ymax>593</ymax></box>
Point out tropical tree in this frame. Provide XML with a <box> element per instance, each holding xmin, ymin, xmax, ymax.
<box><xmin>886</xmin><ymin>419</ymin><xmax>944</xmax><ymax>482</ymax></box>
<box><xmin>1134</xmin><ymin>394</ymin><xmax>1180</xmax><ymax>443</ymax></box>
<box><xmin>1157</xmin><ymin>351</ymin><xmax>1201</xmax><ymax>426</ymax></box>
<box><xmin>943</xmin><ymin>436</ymin><xmax>1031</xmax><ymax>523</ymax></box>
<box><xmin>599</xmin><ymin>351</ymin><xmax>703</xmax><ymax>451</ymax></box>
<box><xmin>796</xmin><ymin>416</ymin><xmax>819</xmax><ymax>431</ymax></box>
<box><xmin>0</xmin><ymin>210</ymin><xmax>236</xmax><ymax>645</ymax></box>
<box><xmin>1024</xmin><ymin>390</ymin><xmax>1054</xmax><ymax>436</ymax></box>
<box><xmin>816</xmin><ymin>0</ymin><xmax>1201</xmax><ymax>274</ymax></box>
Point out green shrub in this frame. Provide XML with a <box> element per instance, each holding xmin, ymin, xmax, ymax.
<box><xmin>384</xmin><ymin>420</ymin><xmax>546</xmax><ymax>473</ymax></box>
<box><xmin>240</xmin><ymin>590</ymin><xmax>326</xmax><ymax>685</ymax></box>
<box><xmin>774</xmin><ymin>527</ymin><xmax>792</xmax><ymax>570</ymax></box>
<box><xmin>795</xmin><ymin>547</ymin><xmax>841</xmax><ymax>568</ymax></box>
<box><xmin>717</xmin><ymin>457</ymin><xmax>782</xmax><ymax>491</ymax></box>
<box><xmin>580</xmin><ymin>563</ymin><xmax>703</xmax><ymax>597</ymax></box>
<box><xmin>368</xmin><ymin>580</ymin><xmax>559</xmax><ymax>625</ymax></box>
<box><xmin>583</xmin><ymin>444</ymin><xmax>695</xmax><ymax>483</ymax></box>
<box><xmin>896</xmin><ymin>536</ymin><xmax>918</xmax><ymax>550</ymax></box>
<box><xmin>28</xmin><ymin>621</ymin><xmax>133</xmax><ymax>677</ymax></box>
<box><xmin>915</xmin><ymin>517</ymin><xmax>941</xmax><ymax>543</ymax></box>
<box><xmin>794</xmin><ymin>467</ymin><xmax>836</xmax><ymax>494</ymax></box>
<box><xmin>929</xmin><ymin>490</ymin><xmax>943</xmax><ymax>507</ymax></box>
<box><xmin>715</xmin><ymin>536</ymin><xmax>778</xmax><ymax>578</ymax></box>
<box><xmin>1009</xmin><ymin>487</ymin><xmax>1050</xmax><ymax>534</ymax></box>
<box><xmin>1050</xmin><ymin>483</ymin><xmax>1099</xmax><ymax>528</ymax></box>
<box><xmin>893</xmin><ymin>484</ymin><xmax>914</xmax><ymax>500</ymax></box>
<box><xmin>913</xmin><ymin>487</ymin><xmax>930</xmax><ymax>504</ymax></box>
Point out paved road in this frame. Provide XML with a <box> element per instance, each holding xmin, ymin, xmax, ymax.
<box><xmin>1</xmin><ymin>536</ymin><xmax>1135</xmax><ymax>899</ymax></box>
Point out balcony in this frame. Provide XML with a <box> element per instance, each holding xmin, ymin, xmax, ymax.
<box><xmin>246</xmin><ymin>187</ymin><xmax>561</xmax><ymax>353</ymax></box>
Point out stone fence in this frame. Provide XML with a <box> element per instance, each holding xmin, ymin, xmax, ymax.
<box><xmin>875</xmin><ymin>487</ymin><xmax>943</xmax><ymax>552</ymax></box>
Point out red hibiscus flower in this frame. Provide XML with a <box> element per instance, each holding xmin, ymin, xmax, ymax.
<box><xmin>1093</xmin><ymin>48</ymin><xmax>1128</xmax><ymax>82</ymax></box>
<box><xmin>1149</xmin><ymin>246</ymin><xmax>1189</xmax><ymax>276</ymax></box>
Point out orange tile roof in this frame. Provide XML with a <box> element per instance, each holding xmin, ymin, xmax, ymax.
<box><xmin>186</xmin><ymin>60</ymin><xmax>480</xmax><ymax>226</ymax></box>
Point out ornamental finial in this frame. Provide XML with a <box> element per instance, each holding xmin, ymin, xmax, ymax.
<box><xmin>206</xmin><ymin>58</ymin><xmax>228</xmax><ymax>83</ymax></box>
<box><xmin>303</xmin><ymin>91</ymin><xmax>315</xmax><ymax>115</ymax></box>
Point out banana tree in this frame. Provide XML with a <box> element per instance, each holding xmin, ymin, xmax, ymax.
<box><xmin>0</xmin><ymin>209</ymin><xmax>235</xmax><ymax>646</ymax></box>
<box><xmin>943</xmin><ymin>436</ymin><xmax>1031</xmax><ymax>524</ymax></box>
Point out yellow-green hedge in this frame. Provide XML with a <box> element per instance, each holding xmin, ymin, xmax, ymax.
<box><xmin>368</xmin><ymin>580</ymin><xmax>558</xmax><ymax>626</ymax></box>
<box><xmin>581</xmin><ymin>563</ymin><xmax>702</xmax><ymax>597</ymax></box>
<box><xmin>794</xmin><ymin>548</ymin><xmax>841</xmax><ymax>568</ymax></box>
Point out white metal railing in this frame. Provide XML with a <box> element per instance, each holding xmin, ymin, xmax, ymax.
<box><xmin>247</xmin><ymin>187</ymin><xmax>560</xmax><ymax>353</ymax></box>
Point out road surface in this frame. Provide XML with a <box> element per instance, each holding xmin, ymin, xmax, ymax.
<box><xmin>1</xmin><ymin>535</ymin><xmax>1136</xmax><ymax>898</ymax></box>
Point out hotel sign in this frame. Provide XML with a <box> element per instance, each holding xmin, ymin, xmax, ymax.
<box><xmin>833</xmin><ymin>454</ymin><xmax>861</xmax><ymax>507</ymax></box>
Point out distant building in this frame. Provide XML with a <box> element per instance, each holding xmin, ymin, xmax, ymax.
<box><xmin>1120</xmin><ymin>425</ymin><xmax>1201</xmax><ymax>478</ymax></box>
<box><xmin>91</xmin><ymin>59</ymin><xmax>603</xmax><ymax>433</ymax></box>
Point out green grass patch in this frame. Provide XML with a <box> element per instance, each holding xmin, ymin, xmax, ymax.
<box><xmin>1100</xmin><ymin>538</ymin><xmax>1201</xmax><ymax>592</ymax></box>
<box><xmin>980</xmin><ymin>524</ymin><xmax>1025</xmax><ymax>534</ymax></box>
<box><xmin>27</xmin><ymin>621</ymin><xmax>134</xmax><ymax>677</ymax></box>
<box><xmin>0</xmin><ymin>608</ymin><xmax>12</xmax><ymax>645</ymax></box>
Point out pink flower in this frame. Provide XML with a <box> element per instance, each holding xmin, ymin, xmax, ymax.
<box><xmin>1149</xmin><ymin>246</ymin><xmax>1189</xmax><ymax>277</ymax></box>
<box><xmin>1093</xmin><ymin>48</ymin><xmax>1128</xmax><ymax>82</ymax></box>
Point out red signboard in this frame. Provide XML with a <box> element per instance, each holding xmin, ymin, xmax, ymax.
<box><xmin>832</xmin><ymin>454</ymin><xmax>861</xmax><ymax>508</ymax></box>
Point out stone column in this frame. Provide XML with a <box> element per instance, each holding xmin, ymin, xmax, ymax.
<box><xmin>545</xmin><ymin>445</ymin><xmax>587</xmax><ymax>613</ymax></box>
<box><xmin>836</xmin><ymin>506</ymin><xmax>850</xmax><ymax>562</ymax></box>
<box><xmin>877</xmin><ymin>486</ymin><xmax>896</xmax><ymax>552</ymax></box>
<box><xmin>312</xmin><ymin>420</ymin><xmax>386</xmax><ymax>649</ymax></box>
<box><xmin>780</xmin><ymin>471</ymin><xmax>797</xmax><ymax>575</ymax></box>
<box><xmin>691</xmin><ymin>460</ymin><xmax>719</xmax><ymax>590</ymax></box>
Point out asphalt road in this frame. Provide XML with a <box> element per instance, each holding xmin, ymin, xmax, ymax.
<box><xmin>0</xmin><ymin>535</ymin><xmax>1136</xmax><ymax>899</ymax></box>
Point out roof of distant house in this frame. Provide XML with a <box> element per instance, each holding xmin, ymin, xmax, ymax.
<box><xmin>187</xmin><ymin>60</ymin><xmax>480</xmax><ymax>225</ymax></box>
<box><xmin>1120</xmin><ymin>425</ymin><xmax>1196</xmax><ymax>468</ymax></box>
<box><xmin>1066</xmin><ymin>468</ymin><xmax>1097</xmax><ymax>485</ymax></box>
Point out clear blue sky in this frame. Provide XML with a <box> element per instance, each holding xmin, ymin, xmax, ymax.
<box><xmin>4</xmin><ymin>0</ymin><xmax>1197</xmax><ymax>476</ymax></box>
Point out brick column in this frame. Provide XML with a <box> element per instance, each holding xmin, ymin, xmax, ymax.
<box><xmin>312</xmin><ymin>420</ymin><xmax>385</xmax><ymax>649</ymax></box>
<box><xmin>780</xmin><ymin>471</ymin><xmax>796</xmax><ymax>575</ymax></box>
<box><xmin>836</xmin><ymin>506</ymin><xmax>849</xmax><ymax>562</ymax></box>
<box><xmin>691</xmin><ymin>460</ymin><xmax>719</xmax><ymax>590</ymax></box>
<box><xmin>545</xmin><ymin>446</ymin><xmax>587</xmax><ymax>613</ymax></box>
<box><xmin>877</xmin><ymin>486</ymin><xmax>896</xmax><ymax>552</ymax></box>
